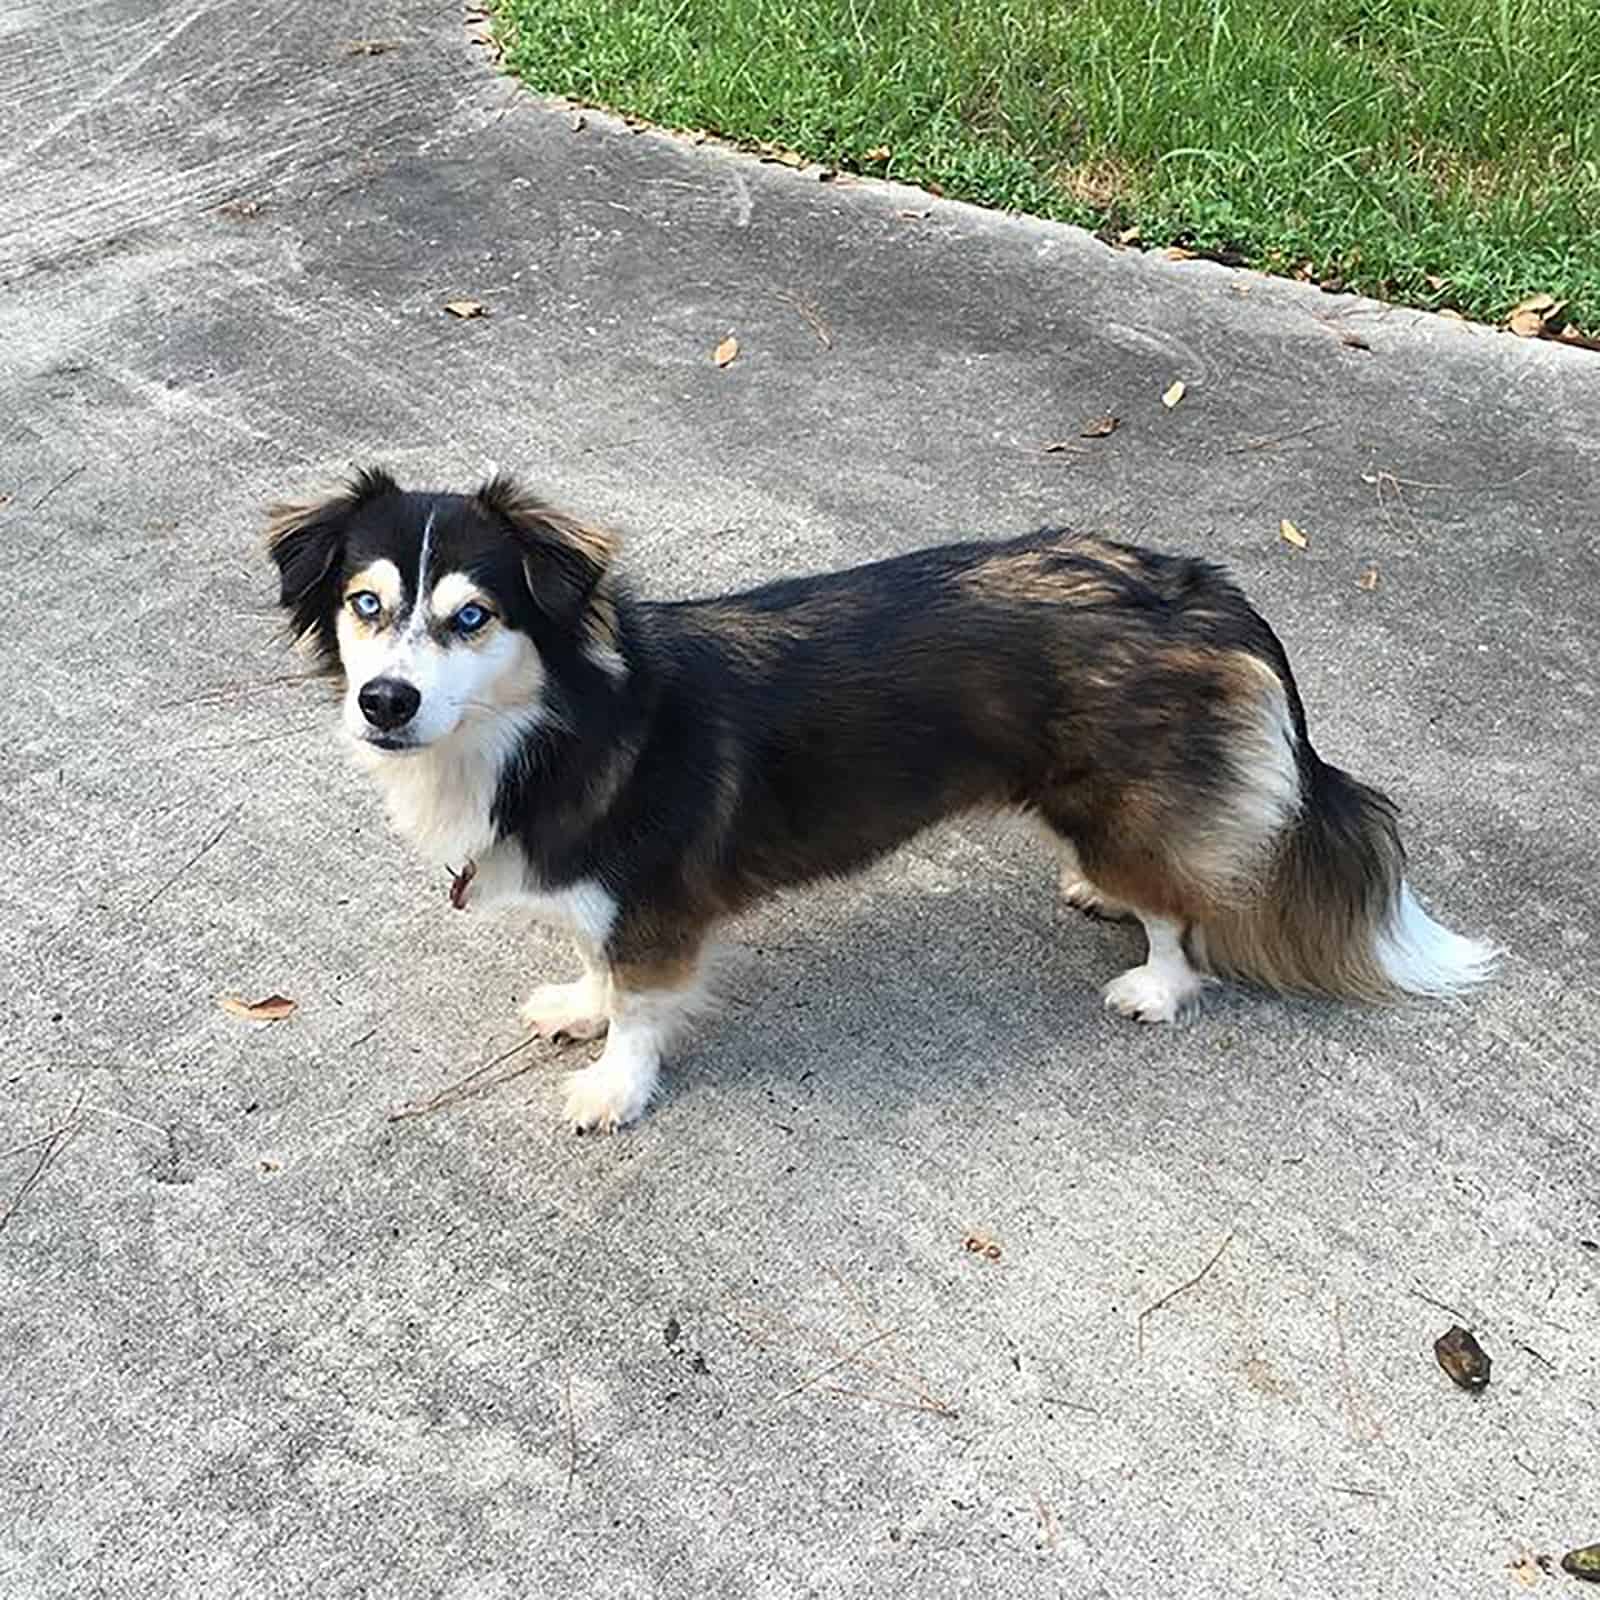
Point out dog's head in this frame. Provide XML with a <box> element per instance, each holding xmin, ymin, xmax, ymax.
<box><xmin>267</xmin><ymin>467</ymin><xmax>620</xmax><ymax>753</ymax></box>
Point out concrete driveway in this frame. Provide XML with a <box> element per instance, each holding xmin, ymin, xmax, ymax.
<box><xmin>2</xmin><ymin>4</ymin><xmax>1597</xmax><ymax>1595</ymax></box>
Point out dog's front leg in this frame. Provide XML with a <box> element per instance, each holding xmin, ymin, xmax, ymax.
<box><xmin>562</xmin><ymin>948</ymin><xmax>704</xmax><ymax>1133</ymax></box>
<box><xmin>520</xmin><ymin>946</ymin><xmax>611</xmax><ymax>1043</ymax></box>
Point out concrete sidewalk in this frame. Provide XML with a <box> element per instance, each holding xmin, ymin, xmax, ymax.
<box><xmin>2</xmin><ymin>4</ymin><xmax>1597</xmax><ymax>1596</ymax></box>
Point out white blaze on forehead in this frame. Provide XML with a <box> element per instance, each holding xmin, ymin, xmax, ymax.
<box><xmin>403</xmin><ymin>510</ymin><xmax>437</xmax><ymax>639</ymax></box>
<box><xmin>430</xmin><ymin>570</ymin><xmax>486</xmax><ymax>622</ymax></box>
<box><xmin>344</xmin><ymin>558</ymin><xmax>402</xmax><ymax>610</ymax></box>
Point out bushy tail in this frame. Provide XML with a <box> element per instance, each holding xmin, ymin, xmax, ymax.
<box><xmin>1190</xmin><ymin>755</ymin><xmax>1498</xmax><ymax>1001</ymax></box>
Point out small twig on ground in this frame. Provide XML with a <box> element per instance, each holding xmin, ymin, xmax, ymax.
<box><xmin>773</xmin><ymin>289</ymin><xmax>834</xmax><ymax>349</ymax></box>
<box><xmin>1333</xmin><ymin>1297</ymin><xmax>1383</xmax><ymax>1443</ymax></box>
<box><xmin>1408</xmin><ymin>1286</ymin><xmax>1474</xmax><ymax>1324</ymax></box>
<box><xmin>824</xmin><ymin>1267</ymin><xmax>957</xmax><ymax>1417</ymax></box>
<box><xmin>1222</xmin><ymin>422</ymin><xmax>1326</xmax><ymax>455</ymax></box>
<box><xmin>135</xmin><ymin>806</ymin><xmax>242</xmax><ymax>913</ymax></box>
<box><xmin>155</xmin><ymin>671</ymin><xmax>324</xmax><ymax>710</ymax></box>
<box><xmin>1</xmin><ymin>1124</ymin><xmax>77</xmax><ymax>1161</ymax></box>
<box><xmin>387</xmin><ymin>1035</ymin><xmax>541</xmax><ymax>1121</ymax></box>
<box><xmin>770</xmin><ymin>1328</ymin><xmax>901</xmax><ymax>1411</ymax></box>
<box><xmin>30</xmin><ymin>464</ymin><xmax>85</xmax><ymax>511</ymax></box>
<box><xmin>1039</xmin><ymin>1394</ymin><xmax>1101</xmax><ymax>1416</ymax></box>
<box><xmin>821</xmin><ymin>1385</ymin><xmax>955</xmax><ymax>1417</ymax></box>
<box><xmin>1137</xmin><ymin>1230</ymin><xmax>1234</xmax><ymax>1358</ymax></box>
<box><xmin>1515</xmin><ymin>1341</ymin><xmax>1557</xmax><ymax>1372</ymax></box>
<box><xmin>0</xmin><ymin>1092</ymin><xmax>85</xmax><ymax>1233</ymax></box>
<box><xmin>1328</xmin><ymin>1483</ymin><xmax>1389</xmax><ymax>1499</ymax></box>
<box><xmin>564</xmin><ymin>1370</ymin><xmax>577</xmax><ymax>1494</ymax></box>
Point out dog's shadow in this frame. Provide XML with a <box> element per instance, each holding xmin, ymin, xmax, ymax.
<box><xmin>678</xmin><ymin>860</ymin><xmax>1278</xmax><ymax>1125</ymax></box>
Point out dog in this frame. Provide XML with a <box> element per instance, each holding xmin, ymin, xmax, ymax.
<box><xmin>267</xmin><ymin>467</ymin><xmax>1496</xmax><ymax>1130</ymax></box>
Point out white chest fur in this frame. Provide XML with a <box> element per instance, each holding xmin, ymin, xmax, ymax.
<box><xmin>350</xmin><ymin>729</ymin><xmax>617</xmax><ymax>949</ymax></box>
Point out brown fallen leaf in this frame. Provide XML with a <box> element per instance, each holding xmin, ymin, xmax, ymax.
<box><xmin>1434</xmin><ymin>1324</ymin><xmax>1491</xmax><ymax>1391</ymax></box>
<box><xmin>1509</xmin><ymin>309</ymin><xmax>1549</xmax><ymax>338</ymax></box>
<box><xmin>963</xmin><ymin>1232</ymin><xmax>1003</xmax><ymax>1262</ymax></box>
<box><xmin>1558</xmin><ymin>325</ymin><xmax>1600</xmax><ymax>351</ymax></box>
<box><xmin>218</xmin><ymin>198</ymin><xmax>264</xmax><ymax>220</ymax></box>
<box><xmin>1161</xmin><ymin>380</ymin><xmax>1186</xmax><ymax>409</ymax></box>
<box><xmin>1510</xmin><ymin>292</ymin><xmax>1560</xmax><ymax>319</ymax></box>
<box><xmin>1340</xmin><ymin>331</ymin><xmax>1373</xmax><ymax>351</ymax></box>
<box><xmin>444</xmin><ymin>300</ymin><xmax>488</xmax><ymax>319</ymax></box>
<box><xmin>1163</xmin><ymin>246</ymin><xmax>1199</xmax><ymax>262</ymax></box>
<box><xmin>449</xmin><ymin>859</ymin><xmax>477</xmax><ymax>910</ymax></box>
<box><xmin>1279</xmin><ymin>518</ymin><xmax>1308</xmax><ymax>550</ymax></box>
<box><xmin>1040</xmin><ymin>440</ymin><xmax>1089</xmax><ymax>456</ymax></box>
<box><xmin>1563</xmin><ymin>1545</ymin><xmax>1600</xmax><ymax>1582</ymax></box>
<box><xmin>344</xmin><ymin>38</ymin><xmax>400</xmax><ymax>56</ymax></box>
<box><xmin>895</xmin><ymin>208</ymin><xmax>930</xmax><ymax>220</ymax></box>
<box><xmin>712</xmin><ymin>335</ymin><xmax>739</xmax><ymax>368</ymax></box>
<box><xmin>1356</xmin><ymin>565</ymin><xmax>1379</xmax><ymax>590</ymax></box>
<box><xmin>1117</xmin><ymin>225</ymin><xmax>1142</xmax><ymax>246</ymax></box>
<box><xmin>864</xmin><ymin>145</ymin><xmax>891</xmax><ymax>162</ymax></box>
<box><xmin>1080</xmin><ymin>413</ymin><xmax>1119</xmax><ymax>438</ymax></box>
<box><xmin>221</xmin><ymin>994</ymin><xmax>297</xmax><ymax>1023</ymax></box>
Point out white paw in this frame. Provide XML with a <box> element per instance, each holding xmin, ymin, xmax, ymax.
<box><xmin>562</xmin><ymin>1049</ymin><xmax>657</xmax><ymax>1133</ymax></box>
<box><xmin>1102</xmin><ymin>963</ymin><xmax>1202</xmax><ymax>1024</ymax></box>
<box><xmin>519</xmin><ymin>980</ymin><xmax>609</xmax><ymax>1043</ymax></box>
<box><xmin>1059</xmin><ymin>869</ymin><xmax>1132</xmax><ymax>922</ymax></box>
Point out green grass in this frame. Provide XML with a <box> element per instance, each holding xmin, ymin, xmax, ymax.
<box><xmin>494</xmin><ymin>0</ymin><xmax>1600</xmax><ymax>330</ymax></box>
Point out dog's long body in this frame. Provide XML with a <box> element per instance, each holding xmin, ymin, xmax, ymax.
<box><xmin>269</xmin><ymin>470</ymin><xmax>1495</xmax><ymax>1129</ymax></box>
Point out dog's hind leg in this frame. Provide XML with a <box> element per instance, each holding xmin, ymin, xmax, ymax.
<box><xmin>1101</xmin><ymin>913</ymin><xmax>1206</xmax><ymax>1023</ymax></box>
<box><xmin>1037</xmin><ymin>829</ymin><xmax>1136</xmax><ymax>922</ymax></box>
<box><xmin>520</xmin><ymin>946</ymin><xmax>611</xmax><ymax>1043</ymax></box>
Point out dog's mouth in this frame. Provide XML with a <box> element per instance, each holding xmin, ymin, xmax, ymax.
<box><xmin>360</xmin><ymin>732</ymin><xmax>419</xmax><ymax>753</ymax></box>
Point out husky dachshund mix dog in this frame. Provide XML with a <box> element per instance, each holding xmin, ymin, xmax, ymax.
<box><xmin>268</xmin><ymin>468</ymin><xmax>1495</xmax><ymax>1131</ymax></box>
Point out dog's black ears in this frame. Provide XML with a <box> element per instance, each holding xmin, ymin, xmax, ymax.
<box><xmin>472</xmin><ymin>472</ymin><xmax>620</xmax><ymax>654</ymax></box>
<box><xmin>266</xmin><ymin>466</ymin><xmax>398</xmax><ymax>665</ymax></box>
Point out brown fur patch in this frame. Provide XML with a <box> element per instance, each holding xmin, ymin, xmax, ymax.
<box><xmin>610</xmin><ymin>952</ymin><xmax>701</xmax><ymax>996</ymax></box>
<box><xmin>959</xmin><ymin>548</ymin><xmax>1120</xmax><ymax>607</ymax></box>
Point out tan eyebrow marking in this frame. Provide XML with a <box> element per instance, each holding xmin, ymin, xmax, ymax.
<box><xmin>344</xmin><ymin>558</ymin><xmax>402</xmax><ymax>611</ymax></box>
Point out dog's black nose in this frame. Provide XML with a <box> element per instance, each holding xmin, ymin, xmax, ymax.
<box><xmin>358</xmin><ymin>677</ymin><xmax>421</xmax><ymax>731</ymax></box>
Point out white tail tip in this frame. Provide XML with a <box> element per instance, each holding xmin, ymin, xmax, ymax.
<box><xmin>1376</xmin><ymin>882</ymin><xmax>1499</xmax><ymax>997</ymax></box>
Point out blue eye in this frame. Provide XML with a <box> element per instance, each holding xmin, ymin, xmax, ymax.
<box><xmin>349</xmin><ymin>591</ymin><xmax>382</xmax><ymax>620</ymax></box>
<box><xmin>453</xmin><ymin>602</ymin><xmax>491</xmax><ymax>635</ymax></box>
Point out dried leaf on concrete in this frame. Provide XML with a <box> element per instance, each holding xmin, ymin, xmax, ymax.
<box><xmin>1356</xmin><ymin>565</ymin><xmax>1379</xmax><ymax>590</ymax></box>
<box><xmin>444</xmin><ymin>300</ymin><xmax>488</xmax><ymax>319</ymax></box>
<box><xmin>220</xmin><ymin>994</ymin><xmax>297</xmax><ymax>1022</ymax></box>
<box><xmin>712</xmin><ymin>335</ymin><xmax>739</xmax><ymax>368</ymax></box>
<box><xmin>963</xmin><ymin>1232</ymin><xmax>1002</xmax><ymax>1261</ymax></box>
<box><xmin>1434</xmin><ymin>1324</ymin><xmax>1492</xmax><ymax>1391</ymax></box>
<box><xmin>1161</xmin><ymin>380</ymin><xmax>1185</xmax><ymax>409</ymax></box>
<box><xmin>1080</xmin><ymin>413</ymin><xmax>1119</xmax><ymax>438</ymax></box>
<box><xmin>1279</xmin><ymin>519</ymin><xmax>1308</xmax><ymax>550</ymax></box>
